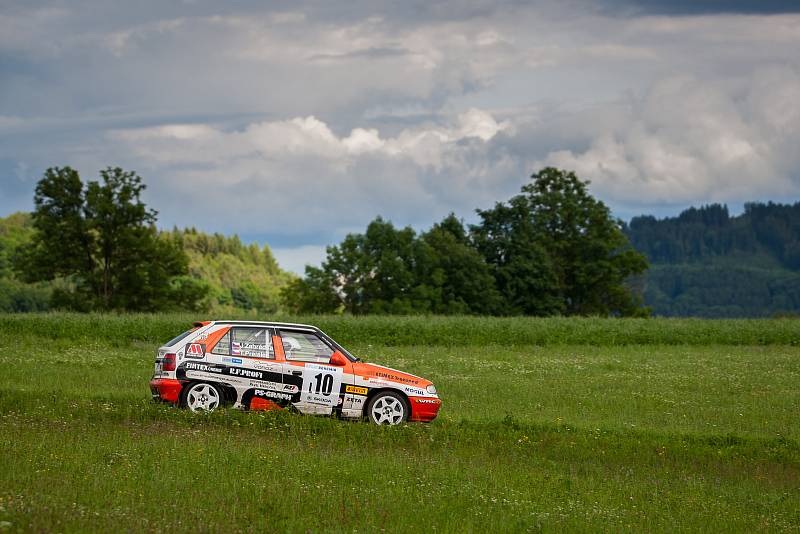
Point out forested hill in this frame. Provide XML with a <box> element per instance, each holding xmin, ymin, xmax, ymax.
<box><xmin>0</xmin><ymin>213</ymin><xmax>294</xmax><ymax>313</ymax></box>
<box><xmin>165</xmin><ymin>228</ymin><xmax>294</xmax><ymax>313</ymax></box>
<box><xmin>624</xmin><ymin>202</ymin><xmax>800</xmax><ymax>317</ymax></box>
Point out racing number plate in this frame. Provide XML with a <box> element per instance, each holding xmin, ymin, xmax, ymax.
<box><xmin>300</xmin><ymin>363</ymin><xmax>343</xmax><ymax>410</ymax></box>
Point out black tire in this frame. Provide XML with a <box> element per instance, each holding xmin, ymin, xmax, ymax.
<box><xmin>366</xmin><ymin>391</ymin><xmax>409</xmax><ymax>425</ymax></box>
<box><xmin>180</xmin><ymin>382</ymin><xmax>223</xmax><ymax>413</ymax></box>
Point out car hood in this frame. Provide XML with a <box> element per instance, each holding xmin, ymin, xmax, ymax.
<box><xmin>351</xmin><ymin>361</ymin><xmax>432</xmax><ymax>388</ymax></box>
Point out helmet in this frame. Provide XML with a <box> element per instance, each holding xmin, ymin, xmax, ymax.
<box><xmin>282</xmin><ymin>336</ymin><xmax>302</xmax><ymax>355</ymax></box>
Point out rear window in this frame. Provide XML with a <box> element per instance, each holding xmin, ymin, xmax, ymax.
<box><xmin>163</xmin><ymin>330</ymin><xmax>194</xmax><ymax>347</ymax></box>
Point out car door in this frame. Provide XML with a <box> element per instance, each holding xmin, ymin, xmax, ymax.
<box><xmin>202</xmin><ymin>326</ymin><xmax>287</xmax><ymax>409</ymax></box>
<box><xmin>277</xmin><ymin>328</ymin><xmax>350</xmax><ymax>415</ymax></box>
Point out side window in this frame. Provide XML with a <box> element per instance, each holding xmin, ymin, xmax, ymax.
<box><xmin>231</xmin><ymin>327</ymin><xmax>273</xmax><ymax>359</ymax></box>
<box><xmin>211</xmin><ymin>330</ymin><xmax>231</xmax><ymax>356</ymax></box>
<box><xmin>280</xmin><ymin>330</ymin><xmax>334</xmax><ymax>363</ymax></box>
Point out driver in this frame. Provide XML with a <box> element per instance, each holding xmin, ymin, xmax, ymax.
<box><xmin>282</xmin><ymin>336</ymin><xmax>302</xmax><ymax>358</ymax></box>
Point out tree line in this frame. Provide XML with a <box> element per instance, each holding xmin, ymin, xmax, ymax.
<box><xmin>624</xmin><ymin>202</ymin><xmax>800</xmax><ymax>317</ymax></box>
<box><xmin>626</xmin><ymin>202</ymin><xmax>800</xmax><ymax>269</ymax></box>
<box><xmin>2</xmin><ymin>166</ymin><xmax>649</xmax><ymax>316</ymax></box>
<box><xmin>283</xmin><ymin>167</ymin><xmax>649</xmax><ymax>316</ymax></box>
<box><xmin>7</xmin><ymin>166</ymin><xmax>798</xmax><ymax>317</ymax></box>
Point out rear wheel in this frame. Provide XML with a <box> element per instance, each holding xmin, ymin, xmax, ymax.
<box><xmin>181</xmin><ymin>382</ymin><xmax>222</xmax><ymax>413</ymax></box>
<box><xmin>366</xmin><ymin>391</ymin><xmax>408</xmax><ymax>425</ymax></box>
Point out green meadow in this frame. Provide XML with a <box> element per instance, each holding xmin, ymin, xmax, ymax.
<box><xmin>0</xmin><ymin>315</ymin><xmax>798</xmax><ymax>532</ymax></box>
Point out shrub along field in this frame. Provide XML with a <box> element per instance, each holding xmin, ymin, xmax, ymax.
<box><xmin>0</xmin><ymin>315</ymin><xmax>798</xmax><ymax>531</ymax></box>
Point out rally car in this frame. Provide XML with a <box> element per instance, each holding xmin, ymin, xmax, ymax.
<box><xmin>149</xmin><ymin>320</ymin><xmax>441</xmax><ymax>425</ymax></box>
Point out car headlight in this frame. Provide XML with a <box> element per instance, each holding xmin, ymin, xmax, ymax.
<box><xmin>426</xmin><ymin>385</ymin><xmax>437</xmax><ymax>394</ymax></box>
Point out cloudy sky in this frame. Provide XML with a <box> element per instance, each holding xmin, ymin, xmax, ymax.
<box><xmin>2</xmin><ymin>1</ymin><xmax>799</xmax><ymax>273</ymax></box>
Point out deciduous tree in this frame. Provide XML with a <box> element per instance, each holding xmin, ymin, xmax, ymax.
<box><xmin>16</xmin><ymin>166</ymin><xmax>203</xmax><ymax>311</ymax></box>
<box><xmin>473</xmin><ymin>167</ymin><xmax>648</xmax><ymax>316</ymax></box>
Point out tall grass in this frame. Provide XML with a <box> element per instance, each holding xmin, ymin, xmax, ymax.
<box><xmin>2</xmin><ymin>312</ymin><xmax>797</xmax><ymax>346</ymax></box>
<box><xmin>0</xmin><ymin>317</ymin><xmax>799</xmax><ymax>530</ymax></box>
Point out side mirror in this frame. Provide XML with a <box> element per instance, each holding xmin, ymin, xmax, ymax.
<box><xmin>329</xmin><ymin>351</ymin><xmax>347</xmax><ymax>367</ymax></box>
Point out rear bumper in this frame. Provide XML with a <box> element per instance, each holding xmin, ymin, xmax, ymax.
<box><xmin>408</xmin><ymin>396</ymin><xmax>442</xmax><ymax>422</ymax></box>
<box><xmin>149</xmin><ymin>378</ymin><xmax>183</xmax><ymax>404</ymax></box>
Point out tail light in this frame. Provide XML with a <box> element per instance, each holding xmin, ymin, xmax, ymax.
<box><xmin>162</xmin><ymin>353</ymin><xmax>176</xmax><ymax>372</ymax></box>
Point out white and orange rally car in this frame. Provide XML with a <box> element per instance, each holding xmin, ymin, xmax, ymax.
<box><xmin>150</xmin><ymin>321</ymin><xmax>441</xmax><ymax>425</ymax></box>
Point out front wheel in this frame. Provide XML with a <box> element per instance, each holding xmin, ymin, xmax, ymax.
<box><xmin>181</xmin><ymin>382</ymin><xmax>222</xmax><ymax>413</ymax></box>
<box><xmin>366</xmin><ymin>391</ymin><xmax>408</xmax><ymax>425</ymax></box>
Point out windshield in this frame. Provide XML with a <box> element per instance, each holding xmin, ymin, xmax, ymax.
<box><xmin>163</xmin><ymin>330</ymin><xmax>193</xmax><ymax>347</ymax></box>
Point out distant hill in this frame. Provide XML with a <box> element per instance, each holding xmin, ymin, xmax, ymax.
<box><xmin>0</xmin><ymin>213</ymin><xmax>295</xmax><ymax>313</ymax></box>
<box><xmin>165</xmin><ymin>228</ymin><xmax>295</xmax><ymax>314</ymax></box>
<box><xmin>625</xmin><ymin>202</ymin><xmax>800</xmax><ymax>317</ymax></box>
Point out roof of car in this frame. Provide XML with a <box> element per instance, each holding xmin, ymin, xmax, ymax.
<box><xmin>199</xmin><ymin>320</ymin><xmax>319</xmax><ymax>330</ymax></box>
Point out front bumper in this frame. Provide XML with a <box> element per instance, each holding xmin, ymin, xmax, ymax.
<box><xmin>149</xmin><ymin>378</ymin><xmax>183</xmax><ymax>404</ymax></box>
<box><xmin>408</xmin><ymin>396</ymin><xmax>442</xmax><ymax>422</ymax></box>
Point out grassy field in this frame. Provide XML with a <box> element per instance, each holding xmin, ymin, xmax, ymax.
<box><xmin>2</xmin><ymin>313</ymin><xmax>798</xmax><ymax>346</ymax></box>
<box><xmin>0</xmin><ymin>315</ymin><xmax>798</xmax><ymax>532</ymax></box>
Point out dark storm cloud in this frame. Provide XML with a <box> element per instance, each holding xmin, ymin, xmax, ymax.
<box><xmin>2</xmin><ymin>0</ymin><xmax>800</xmax><ymax>271</ymax></box>
<box><xmin>598</xmin><ymin>0</ymin><xmax>800</xmax><ymax>15</ymax></box>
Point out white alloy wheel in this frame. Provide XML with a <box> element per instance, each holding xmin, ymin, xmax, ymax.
<box><xmin>184</xmin><ymin>383</ymin><xmax>221</xmax><ymax>413</ymax></box>
<box><xmin>368</xmin><ymin>392</ymin><xmax>407</xmax><ymax>425</ymax></box>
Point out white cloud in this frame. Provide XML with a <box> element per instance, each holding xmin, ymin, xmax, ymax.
<box><xmin>70</xmin><ymin>64</ymin><xmax>800</xmax><ymax>250</ymax></box>
<box><xmin>111</xmin><ymin>107</ymin><xmax>508</xmax><ymax>164</ymax></box>
<box><xmin>108</xmin><ymin>108</ymin><xmax>517</xmax><ymax>237</ymax></box>
<box><xmin>538</xmin><ymin>68</ymin><xmax>800</xmax><ymax>205</ymax></box>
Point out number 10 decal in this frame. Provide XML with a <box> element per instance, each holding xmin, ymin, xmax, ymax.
<box><xmin>299</xmin><ymin>363</ymin><xmax>343</xmax><ymax>411</ymax></box>
<box><xmin>309</xmin><ymin>372</ymin><xmax>334</xmax><ymax>395</ymax></box>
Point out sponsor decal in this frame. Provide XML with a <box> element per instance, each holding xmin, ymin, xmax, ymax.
<box><xmin>184</xmin><ymin>361</ymin><xmax>222</xmax><ymax>374</ymax></box>
<box><xmin>185</xmin><ymin>343</ymin><xmax>205</xmax><ymax>358</ymax></box>
<box><xmin>254</xmin><ymin>389</ymin><xmax>293</xmax><ymax>402</ymax></box>
<box><xmin>242</xmin><ymin>342</ymin><xmax>269</xmax><ymax>351</ymax></box>
<box><xmin>231</xmin><ymin>358</ymin><xmax>242</xmax><ymax>364</ymax></box>
<box><xmin>229</xmin><ymin>367</ymin><xmax>263</xmax><ymax>379</ymax></box>
<box><xmin>180</xmin><ymin>361</ymin><xmax>280</xmax><ymax>383</ymax></box>
<box><xmin>405</xmin><ymin>387</ymin><xmax>425</xmax><ymax>396</ymax></box>
<box><xmin>255</xmin><ymin>380</ymin><xmax>280</xmax><ymax>392</ymax></box>
<box><xmin>415</xmin><ymin>399</ymin><xmax>440</xmax><ymax>404</ymax></box>
<box><xmin>375</xmin><ymin>371</ymin><xmax>418</xmax><ymax>384</ymax></box>
<box><xmin>345</xmin><ymin>385</ymin><xmax>368</xmax><ymax>395</ymax></box>
<box><xmin>233</xmin><ymin>341</ymin><xmax>270</xmax><ymax>358</ymax></box>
